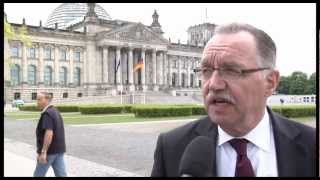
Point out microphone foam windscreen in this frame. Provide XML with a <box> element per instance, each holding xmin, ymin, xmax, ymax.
<box><xmin>179</xmin><ymin>136</ymin><xmax>214</xmax><ymax>177</ymax></box>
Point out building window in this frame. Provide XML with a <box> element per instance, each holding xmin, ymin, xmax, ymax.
<box><xmin>172</xmin><ymin>73</ymin><xmax>177</xmax><ymax>87</ymax></box>
<box><xmin>190</xmin><ymin>74</ymin><xmax>194</xmax><ymax>87</ymax></box>
<box><xmin>77</xmin><ymin>93</ymin><xmax>82</xmax><ymax>97</ymax></box>
<box><xmin>63</xmin><ymin>92</ymin><xmax>68</xmax><ymax>98</ymax></box>
<box><xmin>44</xmin><ymin>47</ymin><xmax>52</xmax><ymax>60</ymax></box>
<box><xmin>28</xmin><ymin>47</ymin><xmax>36</xmax><ymax>59</ymax></box>
<box><xmin>14</xmin><ymin>92</ymin><xmax>21</xmax><ymax>100</ymax></box>
<box><xmin>31</xmin><ymin>93</ymin><xmax>37</xmax><ymax>100</ymax></box>
<box><xmin>182</xmin><ymin>73</ymin><xmax>186</xmax><ymax>87</ymax></box>
<box><xmin>10</xmin><ymin>64</ymin><xmax>20</xmax><ymax>86</ymax></box>
<box><xmin>74</xmin><ymin>67</ymin><xmax>81</xmax><ymax>86</ymax></box>
<box><xmin>60</xmin><ymin>49</ymin><xmax>67</xmax><ymax>61</ymax></box>
<box><xmin>11</xmin><ymin>46</ymin><xmax>19</xmax><ymax>57</ymax></box>
<box><xmin>28</xmin><ymin>65</ymin><xmax>36</xmax><ymax>85</ymax></box>
<box><xmin>59</xmin><ymin>67</ymin><xmax>67</xmax><ymax>86</ymax></box>
<box><xmin>74</xmin><ymin>51</ymin><xmax>81</xmax><ymax>62</ymax></box>
<box><xmin>44</xmin><ymin>66</ymin><xmax>53</xmax><ymax>86</ymax></box>
<box><xmin>49</xmin><ymin>93</ymin><xmax>53</xmax><ymax>98</ymax></box>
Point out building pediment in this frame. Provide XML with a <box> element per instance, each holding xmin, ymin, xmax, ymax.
<box><xmin>99</xmin><ymin>23</ymin><xmax>169</xmax><ymax>45</ymax></box>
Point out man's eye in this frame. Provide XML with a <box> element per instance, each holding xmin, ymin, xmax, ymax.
<box><xmin>224</xmin><ymin>68</ymin><xmax>240</xmax><ymax>74</ymax></box>
<box><xmin>202</xmin><ymin>68</ymin><xmax>212</xmax><ymax>74</ymax></box>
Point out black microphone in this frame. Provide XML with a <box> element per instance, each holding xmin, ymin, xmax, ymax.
<box><xmin>179</xmin><ymin>136</ymin><xmax>214</xmax><ymax>177</ymax></box>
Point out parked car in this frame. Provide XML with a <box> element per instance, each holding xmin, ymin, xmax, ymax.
<box><xmin>12</xmin><ymin>99</ymin><xmax>25</xmax><ymax>108</ymax></box>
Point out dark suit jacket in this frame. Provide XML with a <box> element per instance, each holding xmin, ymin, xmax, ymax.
<box><xmin>151</xmin><ymin>107</ymin><xmax>316</xmax><ymax>177</ymax></box>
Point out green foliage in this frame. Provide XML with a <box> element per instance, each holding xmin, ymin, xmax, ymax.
<box><xmin>18</xmin><ymin>105</ymin><xmax>40</xmax><ymax>111</ymax></box>
<box><xmin>276</xmin><ymin>76</ymin><xmax>290</xmax><ymax>94</ymax></box>
<box><xmin>191</xmin><ymin>106</ymin><xmax>207</xmax><ymax>115</ymax></box>
<box><xmin>123</xmin><ymin>105</ymin><xmax>133</xmax><ymax>113</ymax></box>
<box><xmin>55</xmin><ymin>105</ymin><xmax>79</xmax><ymax>112</ymax></box>
<box><xmin>276</xmin><ymin>71</ymin><xmax>316</xmax><ymax>95</ymax></box>
<box><xmin>17</xmin><ymin>104</ymin><xmax>314</xmax><ymax>119</ymax></box>
<box><xmin>271</xmin><ymin>105</ymin><xmax>315</xmax><ymax>118</ymax></box>
<box><xmin>308</xmin><ymin>72</ymin><xmax>316</xmax><ymax>94</ymax></box>
<box><xmin>133</xmin><ymin>106</ymin><xmax>193</xmax><ymax>118</ymax></box>
<box><xmin>18</xmin><ymin>104</ymin><xmax>79</xmax><ymax>112</ymax></box>
<box><xmin>79</xmin><ymin>105</ymin><xmax>123</xmax><ymax>114</ymax></box>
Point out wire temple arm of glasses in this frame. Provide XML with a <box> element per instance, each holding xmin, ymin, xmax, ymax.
<box><xmin>193</xmin><ymin>68</ymin><xmax>201</xmax><ymax>73</ymax></box>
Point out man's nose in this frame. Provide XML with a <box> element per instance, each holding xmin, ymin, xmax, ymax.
<box><xmin>208</xmin><ymin>70</ymin><xmax>227</xmax><ymax>91</ymax></box>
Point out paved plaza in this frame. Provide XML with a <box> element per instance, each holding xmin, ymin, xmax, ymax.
<box><xmin>4</xmin><ymin>115</ymin><xmax>195</xmax><ymax>177</ymax></box>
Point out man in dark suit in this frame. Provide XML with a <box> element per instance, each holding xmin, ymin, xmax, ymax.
<box><xmin>151</xmin><ymin>23</ymin><xmax>315</xmax><ymax>177</ymax></box>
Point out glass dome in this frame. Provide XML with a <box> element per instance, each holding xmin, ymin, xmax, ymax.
<box><xmin>45</xmin><ymin>3</ymin><xmax>111</xmax><ymax>29</ymax></box>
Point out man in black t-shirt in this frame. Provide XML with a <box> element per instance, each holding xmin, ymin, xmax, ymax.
<box><xmin>33</xmin><ymin>92</ymin><xmax>67</xmax><ymax>177</ymax></box>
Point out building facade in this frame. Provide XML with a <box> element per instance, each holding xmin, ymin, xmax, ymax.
<box><xmin>4</xmin><ymin>3</ymin><xmax>216</xmax><ymax>102</ymax></box>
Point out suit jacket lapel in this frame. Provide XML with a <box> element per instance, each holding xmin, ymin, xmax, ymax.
<box><xmin>267</xmin><ymin>107</ymin><xmax>304</xmax><ymax>176</ymax></box>
<box><xmin>194</xmin><ymin>116</ymin><xmax>218</xmax><ymax>176</ymax></box>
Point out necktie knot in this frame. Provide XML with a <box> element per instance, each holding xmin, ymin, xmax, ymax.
<box><xmin>229</xmin><ymin>138</ymin><xmax>249</xmax><ymax>156</ymax></box>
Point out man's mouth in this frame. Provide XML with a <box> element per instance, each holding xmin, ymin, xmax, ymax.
<box><xmin>210</xmin><ymin>97</ymin><xmax>233</xmax><ymax>105</ymax></box>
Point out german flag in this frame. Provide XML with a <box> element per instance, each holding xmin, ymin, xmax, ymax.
<box><xmin>133</xmin><ymin>58</ymin><xmax>144</xmax><ymax>72</ymax></box>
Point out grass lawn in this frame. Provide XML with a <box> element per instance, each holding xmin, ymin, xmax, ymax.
<box><xmin>291</xmin><ymin>116</ymin><xmax>315</xmax><ymax>122</ymax></box>
<box><xmin>5</xmin><ymin>111</ymin><xmax>315</xmax><ymax>125</ymax></box>
<box><xmin>5</xmin><ymin>111</ymin><xmax>205</xmax><ymax>125</ymax></box>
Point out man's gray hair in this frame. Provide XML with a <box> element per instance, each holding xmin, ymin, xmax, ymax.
<box><xmin>213</xmin><ymin>23</ymin><xmax>277</xmax><ymax>68</ymax></box>
<box><xmin>39</xmin><ymin>91</ymin><xmax>53</xmax><ymax>102</ymax></box>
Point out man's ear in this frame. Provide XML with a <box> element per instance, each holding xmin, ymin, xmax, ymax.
<box><xmin>265</xmin><ymin>70</ymin><xmax>280</xmax><ymax>97</ymax></box>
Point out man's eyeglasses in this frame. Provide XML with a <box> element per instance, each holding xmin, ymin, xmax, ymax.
<box><xmin>193</xmin><ymin>66</ymin><xmax>270</xmax><ymax>80</ymax></box>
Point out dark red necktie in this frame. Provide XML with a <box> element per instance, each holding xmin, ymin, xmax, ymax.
<box><xmin>229</xmin><ymin>138</ymin><xmax>255</xmax><ymax>177</ymax></box>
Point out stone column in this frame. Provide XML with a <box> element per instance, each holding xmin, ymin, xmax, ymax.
<box><xmin>194</xmin><ymin>59</ymin><xmax>199</xmax><ymax>88</ymax></box>
<box><xmin>54</xmin><ymin>45</ymin><xmax>60</xmax><ymax>86</ymax></box>
<box><xmin>102</xmin><ymin>46</ymin><xmax>109</xmax><ymax>85</ymax></box>
<box><xmin>128</xmin><ymin>46</ymin><xmax>134</xmax><ymax>91</ymax></box>
<box><xmin>177</xmin><ymin>56</ymin><xmax>181</xmax><ymax>88</ymax></box>
<box><xmin>69</xmin><ymin>47</ymin><xmax>74</xmax><ymax>87</ymax></box>
<box><xmin>162</xmin><ymin>52</ymin><xmax>167</xmax><ymax>87</ymax></box>
<box><xmin>21</xmin><ymin>43</ymin><xmax>28</xmax><ymax>86</ymax></box>
<box><xmin>133</xmin><ymin>51</ymin><xmax>138</xmax><ymax>86</ymax></box>
<box><xmin>141</xmin><ymin>48</ymin><xmax>146</xmax><ymax>91</ymax></box>
<box><xmin>158</xmin><ymin>51</ymin><xmax>163</xmax><ymax>87</ymax></box>
<box><xmin>116</xmin><ymin>46</ymin><xmax>122</xmax><ymax>91</ymax></box>
<box><xmin>168</xmin><ymin>55</ymin><xmax>172</xmax><ymax>87</ymax></box>
<box><xmin>152</xmin><ymin>49</ymin><xmax>158</xmax><ymax>91</ymax></box>
<box><xmin>38</xmin><ymin>43</ymin><xmax>44</xmax><ymax>87</ymax></box>
<box><xmin>187</xmin><ymin>59</ymin><xmax>191</xmax><ymax>88</ymax></box>
<box><xmin>83</xmin><ymin>49</ymin><xmax>88</xmax><ymax>85</ymax></box>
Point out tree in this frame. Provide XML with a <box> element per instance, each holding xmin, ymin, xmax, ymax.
<box><xmin>307</xmin><ymin>72</ymin><xmax>316</xmax><ymax>94</ymax></box>
<box><xmin>4</xmin><ymin>17</ymin><xmax>32</xmax><ymax>67</ymax></box>
<box><xmin>4</xmin><ymin>16</ymin><xmax>32</xmax><ymax>102</ymax></box>
<box><xmin>288</xmin><ymin>71</ymin><xmax>308</xmax><ymax>95</ymax></box>
<box><xmin>276</xmin><ymin>76</ymin><xmax>290</xmax><ymax>94</ymax></box>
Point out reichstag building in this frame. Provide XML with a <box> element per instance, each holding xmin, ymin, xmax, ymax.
<box><xmin>4</xmin><ymin>3</ymin><xmax>217</xmax><ymax>102</ymax></box>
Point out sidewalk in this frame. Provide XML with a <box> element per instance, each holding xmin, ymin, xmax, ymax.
<box><xmin>4</xmin><ymin>150</ymin><xmax>55</xmax><ymax>177</ymax></box>
<box><xmin>4</xmin><ymin>138</ymin><xmax>140</xmax><ymax>177</ymax></box>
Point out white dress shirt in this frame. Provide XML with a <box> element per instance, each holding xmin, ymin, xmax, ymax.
<box><xmin>216</xmin><ymin>108</ymin><xmax>278</xmax><ymax>177</ymax></box>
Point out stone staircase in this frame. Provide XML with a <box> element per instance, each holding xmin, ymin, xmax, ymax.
<box><xmin>51</xmin><ymin>90</ymin><xmax>203</xmax><ymax>105</ymax></box>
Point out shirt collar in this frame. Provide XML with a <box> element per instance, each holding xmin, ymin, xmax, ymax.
<box><xmin>217</xmin><ymin>108</ymin><xmax>272</xmax><ymax>152</ymax></box>
<box><xmin>41</xmin><ymin>104</ymin><xmax>53</xmax><ymax>114</ymax></box>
